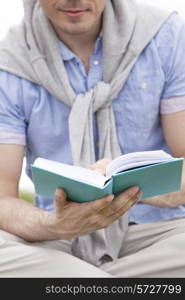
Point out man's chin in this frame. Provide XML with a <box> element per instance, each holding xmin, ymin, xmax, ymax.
<box><xmin>58</xmin><ymin>24</ymin><xmax>94</xmax><ymax>35</ymax></box>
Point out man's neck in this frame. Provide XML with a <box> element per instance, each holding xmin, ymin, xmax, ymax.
<box><xmin>53</xmin><ymin>20</ymin><xmax>102</xmax><ymax>73</ymax></box>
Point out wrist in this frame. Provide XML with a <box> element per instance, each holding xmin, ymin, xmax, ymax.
<box><xmin>44</xmin><ymin>212</ymin><xmax>67</xmax><ymax>240</ymax></box>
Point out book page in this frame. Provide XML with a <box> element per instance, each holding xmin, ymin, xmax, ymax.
<box><xmin>34</xmin><ymin>158</ymin><xmax>106</xmax><ymax>188</ymax></box>
<box><xmin>106</xmin><ymin>150</ymin><xmax>173</xmax><ymax>177</ymax></box>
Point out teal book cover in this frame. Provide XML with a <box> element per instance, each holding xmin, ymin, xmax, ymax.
<box><xmin>31</xmin><ymin>158</ymin><xmax>184</xmax><ymax>202</ymax></box>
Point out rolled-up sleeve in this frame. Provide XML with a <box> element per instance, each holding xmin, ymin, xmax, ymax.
<box><xmin>0</xmin><ymin>70</ymin><xmax>26</xmax><ymax>145</ymax></box>
<box><xmin>158</xmin><ymin>14</ymin><xmax>185</xmax><ymax>114</ymax></box>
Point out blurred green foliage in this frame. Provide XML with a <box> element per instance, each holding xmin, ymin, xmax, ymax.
<box><xmin>19</xmin><ymin>190</ymin><xmax>35</xmax><ymax>204</ymax></box>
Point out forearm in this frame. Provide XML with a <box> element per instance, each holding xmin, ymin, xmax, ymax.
<box><xmin>140</xmin><ymin>188</ymin><xmax>185</xmax><ymax>208</ymax></box>
<box><xmin>0</xmin><ymin>196</ymin><xmax>58</xmax><ymax>242</ymax></box>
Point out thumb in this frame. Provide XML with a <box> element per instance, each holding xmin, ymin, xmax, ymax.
<box><xmin>54</xmin><ymin>188</ymin><xmax>68</xmax><ymax>217</ymax></box>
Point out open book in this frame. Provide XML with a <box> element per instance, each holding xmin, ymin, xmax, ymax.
<box><xmin>31</xmin><ymin>150</ymin><xmax>184</xmax><ymax>202</ymax></box>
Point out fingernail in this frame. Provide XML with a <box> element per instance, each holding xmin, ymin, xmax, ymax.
<box><xmin>55</xmin><ymin>188</ymin><xmax>63</xmax><ymax>197</ymax></box>
<box><xmin>137</xmin><ymin>191</ymin><xmax>143</xmax><ymax>200</ymax></box>
<box><xmin>107</xmin><ymin>194</ymin><xmax>114</xmax><ymax>202</ymax></box>
<box><xmin>131</xmin><ymin>186</ymin><xmax>140</xmax><ymax>194</ymax></box>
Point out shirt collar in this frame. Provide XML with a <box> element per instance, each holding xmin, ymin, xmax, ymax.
<box><xmin>59</xmin><ymin>31</ymin><xmax>103</xmax><ymax>62</ymax></box>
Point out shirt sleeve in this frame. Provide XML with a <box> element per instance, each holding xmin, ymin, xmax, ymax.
<box><xmin>156</xmin><ymin>13</ymin><xmax>185</xmax><ymax>114</ymax></box>
<box><xmin>0</xmin><ymin>70</ymin><xmax>26</xmax><ymax>145</ymax></box>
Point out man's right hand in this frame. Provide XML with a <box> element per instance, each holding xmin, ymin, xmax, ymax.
<box><xmin>50</xmin><ymin>186</ymin><xmax>142</xmax><ymax>240</ymax></box>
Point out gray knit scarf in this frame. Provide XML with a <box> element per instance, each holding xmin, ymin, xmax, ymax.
<box><xmin>0</xmin><ymin>0</ymin><xmax>172</xmax><ymax>266</ymax></box>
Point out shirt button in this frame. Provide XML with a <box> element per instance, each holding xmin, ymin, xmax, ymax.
<box><xmin>140</xmin><ymin>82</ymin><xmax>148</xmax><ymax>89</ymax></box>
<box><xmin>94</xmin><ymin>60</ymin><xmax>99</xmax><ymax>66</ymax></box>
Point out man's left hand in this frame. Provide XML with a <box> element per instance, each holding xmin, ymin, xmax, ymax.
<box><xmin>89</xmin><ymin>158</ymin><xmax>112</xmax><ymax>176</ymax></box>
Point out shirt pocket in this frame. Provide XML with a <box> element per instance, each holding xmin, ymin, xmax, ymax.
<box><xmin>117</xmin><ymin>69</ymin><xmax>163</xmax><ymax>132</ymax></box>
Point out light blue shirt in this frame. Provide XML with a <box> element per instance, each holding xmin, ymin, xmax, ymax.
<box><xmin>1</xmin><ymin>13</ymin><xmax>185</xmax><ymax>223</ymax></box>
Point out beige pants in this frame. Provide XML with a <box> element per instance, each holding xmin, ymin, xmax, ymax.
<box><xmin>0</xmin><ymin>218</ymin><xmax>185</xmax><ymax>278</ymax></box>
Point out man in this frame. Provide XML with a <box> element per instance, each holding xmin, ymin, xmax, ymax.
<box><xmin>0</xmin><ymin>0</ymin><xmax>185</xmax><ymax>277</ymax></box>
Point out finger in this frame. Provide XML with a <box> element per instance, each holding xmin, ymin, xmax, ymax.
<box><xmin>89</xmin><ymin>159</ymin><xmax>111</xmax><ymax>175</ymax></box>
<box><xmin>100</xmin><ymin>186</ymin><xmax>140</xmax><ymax>217</ymax></box>
<box><xmin>94</xmin><ymin>168</ymin><xmax>105</xmax><ymax>175</ymax></box>
<box><xmin>90</xmin><ymin>158</ymin><xmax>111</xmax><ymax>169</ymax></box>
<box><xmin>110</xmin><ymin>185</ymin><xmax>140</xmax><ymax>211</ymax></box>
<box><xmin>54</xmin><ymin>188</ymin><xmax>69</xmax><ymax>217</ymax></box>
<box><xmin>89</xmin><ymin>165</ymin><xmax>105</xmax><ymax>174</ymax></box>
<box><xmin>110</xmin><ymin>190</ymin><xmax>142</xmax><ymax>218</ymax></box>
<box><xmin>105</xmin><ymin>190</ymin><xmax>142</xmax><ymax>225</ymax></box>
<box><xmin>85</xmin><ymin>194</ymin><xmax>115</xmax><ymax>213</ymax></box>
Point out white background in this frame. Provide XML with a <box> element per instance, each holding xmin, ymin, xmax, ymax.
<box><xmin>1</xmin><ymin>0</ymin><xmax>185</xmax><ymax>40</ymax></box>
<box><xmin>0</xmin><ymin>0</ymin><xmax>185</xmax><ymax>192</ymax></box>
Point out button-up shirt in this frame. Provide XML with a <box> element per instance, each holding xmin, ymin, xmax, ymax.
<box><xmin>1</xmin><ymin>13</ymin><xmax>185</xmax><ymax>223</ymax></box>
